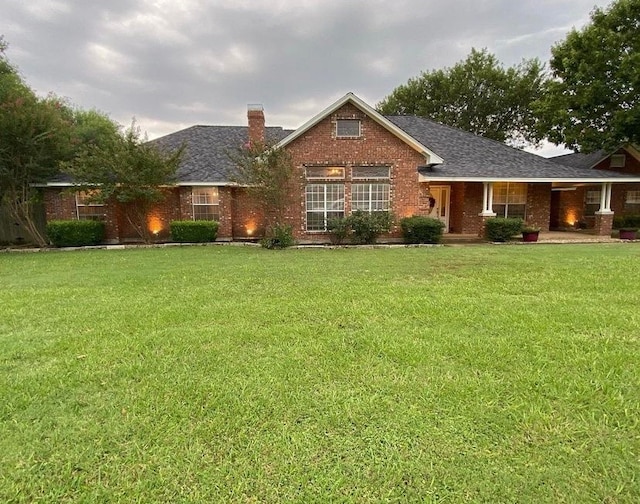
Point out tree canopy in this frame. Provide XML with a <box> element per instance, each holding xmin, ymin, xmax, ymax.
<box><xmin>0</xmin><ymin>37</ymin><xmax>76</xmax><ymax>245</ymax></box>
<box><xmin>377</xmin><ymin>48</ymin><xmax>546</xmax><ymax>147</ymax></box>
<box><xmin>62</xmin><ymin>121</ymin><xmax>184</xmax><ymax>242</ymax></box>
<box><xmin>537</xmin><ymin>0</ymin><xmax>640</xmax><ymax>153</ymax></box>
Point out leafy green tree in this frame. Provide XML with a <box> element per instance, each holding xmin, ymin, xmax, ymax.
<box><xmin>228</xmin><ymin>141</ymin><xmax>294</xmax><ymax>231</ymax></box>
<box><xmin>377</xmin><ymin>48</ymin><xmax>546</xmax><ymax>147</ymax></box>
<box><xmin>536</xmin><ymin>0</ymin><xmax>640</xmax><ymax>152</ymax></box>
<box><xmin>0</xmin><ymin>37</ymin><xmax>75</xmax><ymax>246</ymax></box>
<box><xmin>72</xmin><ymin>108</ymin><xmax>121</xmax><ymax>149</ymax></box>
<box><xmin>63</xmin><ymin>122</ymin><xmax>184</xmax><ymax>243</ymax></box>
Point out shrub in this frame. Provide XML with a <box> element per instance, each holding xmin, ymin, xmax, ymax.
<box><xmin>347</xmin><ymin>211</ymin><xmax>393</xmax><ymax>244</ymax></box>
<box><xmin>46</xmin><ymin>220</ymin><xmax>105</xmax><ymax>247</ymax></box>
<box><xmin>621</xmin><ymin>214</ymin><xmax>640</xmax><ymax>230</ymax></box>
<box><xmin>170</xmin><ymin>220</ymin><xmax>218</xmax><ymax>243</ymax></box>
<box><xmin>327</xmin><ymin>217</ymin><xmax>351</xmax><ymax>244</ymax></box>
<box><xmin>613</xmin><ymin>216</ymin><xmax>625</xmax><ymax>230</ymax></box>
<box><xmin>261</xmin><ymin>223</ymin><xmax>295</xmax><ymax>249</ymax></box>
<box><xmin>485</xmin><ymin>217</ymin><xmax>523</xmax><ymax>242</ymax></box>
<box><xmin>400</xmin><ymin>216</ymin><xmax>445</xmax><ymax>244</ymax></box>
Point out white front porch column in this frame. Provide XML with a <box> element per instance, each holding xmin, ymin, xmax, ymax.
<box><xmin>480</xmin><ymin>182</ymin><xmax>497</xmax><ymax>216</ymax></box>
<box><xmin>596</xmin><ymin>182</ymin><xmax>613</xmax><ymax>214</ymax></box>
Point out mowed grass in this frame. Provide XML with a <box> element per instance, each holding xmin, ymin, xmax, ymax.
<box><xmin>1</xmin><ymin>244</ymin><xmax>639</xmax><ymax>503</ymax></box>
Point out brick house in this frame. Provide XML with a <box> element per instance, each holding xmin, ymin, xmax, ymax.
<box><xmin>42</xmin><ymin>93</ymin><xmax>640</xmax><ymax>243</ymax></box>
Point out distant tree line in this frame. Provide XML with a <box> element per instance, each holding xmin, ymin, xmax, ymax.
<box><xmin>378</xmin><ymin>0</ymin><xmax>640</xmax><ymax>153</ymax></box>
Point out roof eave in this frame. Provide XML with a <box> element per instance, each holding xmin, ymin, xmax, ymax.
<box><xmin>418</xmin><ymin>175</ymin><xmax>640</xmax><ymax>183</ymax></box>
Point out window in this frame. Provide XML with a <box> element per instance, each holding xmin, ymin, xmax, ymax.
<box><xmin>192</xmin><ymin>187</ymin><xmax>220</xmax><ymax>221</ymax></box>
<box><xmin>610</xmin><ymin>154</ymin><xmax>626</xmax><ymax>168</ymax></box>
<box><xmin>305</xmin><ymin>184</ymin><xmax>344</xmax><ymax>231</ymax></box>
<box><xmin>352</xmin><ymin>166</ymin><xmax>390</xmax><ymax>180</ymax></box>
<box><xmin>585</xmin><ymin>189</ymin><xmax>601</xmax><ymax>216</ymax></box>
<box><xmin>352</xmin><ymin>183</ymin><xmax>390</xmax><ymax>212</ymax></box>
<box><xmin>336</xmin><ymin>119</ymin><xmax>361</xmax><ymax>138</ymax></box>
<box><xmin>76</xmin><ymin>191</ymin><xmax>105</xmax><ymax>221</ymax></box>
<box><xmin>305</xmin><ymin>166</ymin><xmax>345</xmax><ymax>180</ymax></box>
<box><xmin>352</xmin><ymin>166</ymin><xmax>391</xmax><ymax>212</ymax></box>
<box><xmin>625</xmin><ymin>190</ymin><xmax>640</xmax><ymax>212</ymax></box>
<box><xmin>492</xmin><ymin>183</ymin><xmax>527</xmax><ymax>219</ymax></box>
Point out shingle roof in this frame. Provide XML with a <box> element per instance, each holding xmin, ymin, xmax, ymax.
<box><xmin>549</xmin><ymin>151</ymin><xmax>608</xmax><ymax>170</ymax></box>
<box><xmin>386</xmin><ymin>115</ymin><xmax>633</xmax><ymax>180</ymax></box>
<box><xmin>150</xmin><ymin>125</ymin><xmax>292</xmax><ymax>183</ymax></box>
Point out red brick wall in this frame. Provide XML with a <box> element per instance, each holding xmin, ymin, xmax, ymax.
<box><xmin>118</xmin><ymin>188</ymin><xmax>181</xmax><ymax>242</ymax></box>
<box><xmin>525</xmin><ymin>183</ymin><xmax>551</xmax><ymax>231</ymax></box>
<box><xmin>231</xmin><ymin>187</ymin><xmax>265</xmax><ymax>239</ymax></box>
<box><xmin>43</xmin><ymin>188</ymin><xmax>120</xmax><ymax>242</ymax></box>
<box><xmin>460</xmin><ymin>183</ymin><xmax>484</xmax><ymax>235</ymax></box>
<box><xmin>282</xmin><ymin>103</ymin><xmax>426</xmax><ymax>241</ymax></box>
<box><xmin>449</xmin><ymin>182</ymin><xmax>465</xmax><ymax>233</ymax></box>
<box><xmin>594</xmin><ymin>149</ymin><xmax>640</xmax><ymax>175</ymax></box>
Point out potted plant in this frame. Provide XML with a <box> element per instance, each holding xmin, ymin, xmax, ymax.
<box><xmin>521</xmin><ymin>226</ymin><xmax>541</xmax><ymax>242</ymax></box>
<box><xmin>619</xmin><ymin>227</ymin><xmax>638</xmax><ymax>240</ymax></box>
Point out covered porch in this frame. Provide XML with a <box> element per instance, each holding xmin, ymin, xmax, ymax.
<box><xmin>417</xmin><ymin>176</ymin><xmax>625</xmax><ymax>237</ymax></box>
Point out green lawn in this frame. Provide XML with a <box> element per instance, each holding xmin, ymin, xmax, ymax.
<box><xmin>1</xmin><ymin>244</ymin><xmax>639</xmax><ymax>503</ymax></box>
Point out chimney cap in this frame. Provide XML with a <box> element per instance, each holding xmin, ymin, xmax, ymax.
<box><xmin>247</xmin><ymin>104</ymin><xmax>264</xmax><ymax>112</ymax></box>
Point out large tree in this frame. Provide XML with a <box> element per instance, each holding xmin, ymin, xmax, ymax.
<box><xmin>63</xmin><ymin>121</ymin><xmax>184</xmax><ymax>243</ymax></box>
<box><xmin>0</xmin><ymin>37</ymin><xmax>75</xmax><ymax>246</ymax></box>
<box><xmin>537</xmin><ymin>0</ymin><xmax>640</xmax><ymax>153</ymax></box>
<box><xmin>377</xmin><ymin>48</ymin><xmax>546</xmax><ymax>147</ymax></box>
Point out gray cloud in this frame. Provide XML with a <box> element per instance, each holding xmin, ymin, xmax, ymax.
<box><xmin>1</xmin><ymin>0</ymin><xmax>610</xmax><ymax>153</ymax></box>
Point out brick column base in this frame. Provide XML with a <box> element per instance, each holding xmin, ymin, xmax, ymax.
<box><xmin>478</xmin><ymin>215</ymin><xmax>495</xmax><ymax>238</ymax></box>
<box><xmin>594</xmin><ymin>212</ymin><xmax>614</xmax><ymax>236</ymax></box>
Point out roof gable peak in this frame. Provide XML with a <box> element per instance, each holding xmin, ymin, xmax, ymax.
<box><xmin>275</xmin><ymin>92</ymin><xmax>443</xmax><ymax>165</ymax></box>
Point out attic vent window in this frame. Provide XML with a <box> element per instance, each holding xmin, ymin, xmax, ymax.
<box><xmin>336</xmin><ymin>119</ymin><xmax>361</xmax><ymax>138</ymax></box>
<box><xmin>610</xmin><ymin>154</ymin><xmax>626</xmax><ymax>168</ymax></box>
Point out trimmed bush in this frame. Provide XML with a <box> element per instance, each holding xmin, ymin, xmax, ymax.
<box><xmin>400</xmin><ymin>216</ymin><xmax>445</xmax><ymax>244</ymax></box>
<box><xmin>347</xmin><ymin>210</ymin><xmax>393</xmax><ymax>244</ymax></box>
<box><xmin>261</xmin><ymin>223</ymin><xmax>295</xmax><ymax>249</ymax></box>
<box><xmin>170</xmin><ymin>220</ymin><xmax>218</xmax><ymax>243</ymax></box>
<box><xmin>613</xmin><ymin>216</ymin><xmax>625</xmax><ymax>230</ymax></box>
<box><xmin>485</xmin><ymin>217</ymin><xmax>524</xmax><ymax>242</ymax></box>
<box><xmin>327</xmin><ymin>217</ymin><xmax>351</xmax><ymax>245</ymax></box>
<box><xmin>622</xmin><ymin>214</ymin><xmax>640</xmax><ymax>230</ymax></box>
<box><xmin>46</xmin><ymin>220</ymin><xmax>105</xmax><ymax>247</ymax></box>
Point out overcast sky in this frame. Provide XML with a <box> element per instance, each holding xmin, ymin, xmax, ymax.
<box><xmin>1</xmin><ymin>0</ymin><xmax>610</xmax><ymax>155</ymax></box>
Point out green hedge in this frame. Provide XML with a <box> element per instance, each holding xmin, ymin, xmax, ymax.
<box><xmin>400</xmin><ymin>216</ymin><xmax>445</xmax><ymax>244</ymax></box>
<box><xmin>621</xmin><ymin>214</ymin><xmax>640</xmax><ymax>230</ymax></box>
<box><xmin>46</xmin><ymin>220</ymin><xmax>105</xmax><ymax>247</ymax></box>
<box><xmin>327</xmin><ymin>211</ymin><xmax>394</xmax><ymax>245</ymax></box>
<box><xmin>170</xmin><ymin>221</ymin><xmax>218</xmax><ymax>243</ymax></box>
<box><xmin>485</xmin><ymin>217</ymin><xmax>523</xmax><ymax>242</ymax></box>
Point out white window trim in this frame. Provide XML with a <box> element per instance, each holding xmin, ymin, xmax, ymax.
<box><xmin>625</xmin><ymin>190</ymin><xmax>640</xmax><ymax>204</ymax></box>
<box><xmin>305</xmin><ymin>184</ymin><xmax>345</xmax><ymax>232</ymax></box>
<box><xmin>352</xmin><ymin>183</ymin><xmax>390</xmax><ymax>213</ymax></box>
<box><xmin>192</xmin><ymin>187</ymin><xmax>220</xmax><ymax>221</ymax></box>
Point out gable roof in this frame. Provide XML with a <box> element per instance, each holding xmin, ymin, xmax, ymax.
<box><xmin>387</xmin><ymin>116</ymin><xmax>639</xmax><ymax>182</ymax></box>
<box><xmin>550</xmin><ymin>145</ymin><xmax>640</xmax><ymax>170</ymax></box>
<box><xmin>275</xmin><ymin>92</ymin><xmax>444</xmax><ymax>165</ymax></box>
<box><xmin>150</xmin><ymin>125</ymin><xmax>291</xmax><ymax>184</ymax></box>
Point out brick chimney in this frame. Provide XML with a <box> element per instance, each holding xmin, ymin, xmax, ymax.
<box><xmin>247</xmin><ymin>104</ymin><xmax>265</xmax><ymax>145</ymax></box>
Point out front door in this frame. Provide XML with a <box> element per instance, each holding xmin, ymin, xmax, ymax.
<box><xmin>429</xmin><ymin>185</ymin><xmax>450</xmax><ymax>232</ymax></box>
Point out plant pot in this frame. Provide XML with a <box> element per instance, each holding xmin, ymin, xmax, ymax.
<box><xmin>619</xmin><ymin>229</ymin><xmax>637</xmax><ymax>240</ymax></box>
<box><xmin>522</xmin><ymin>231</ymin><xmax>539</xmax><ymax>242</ymax></box>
